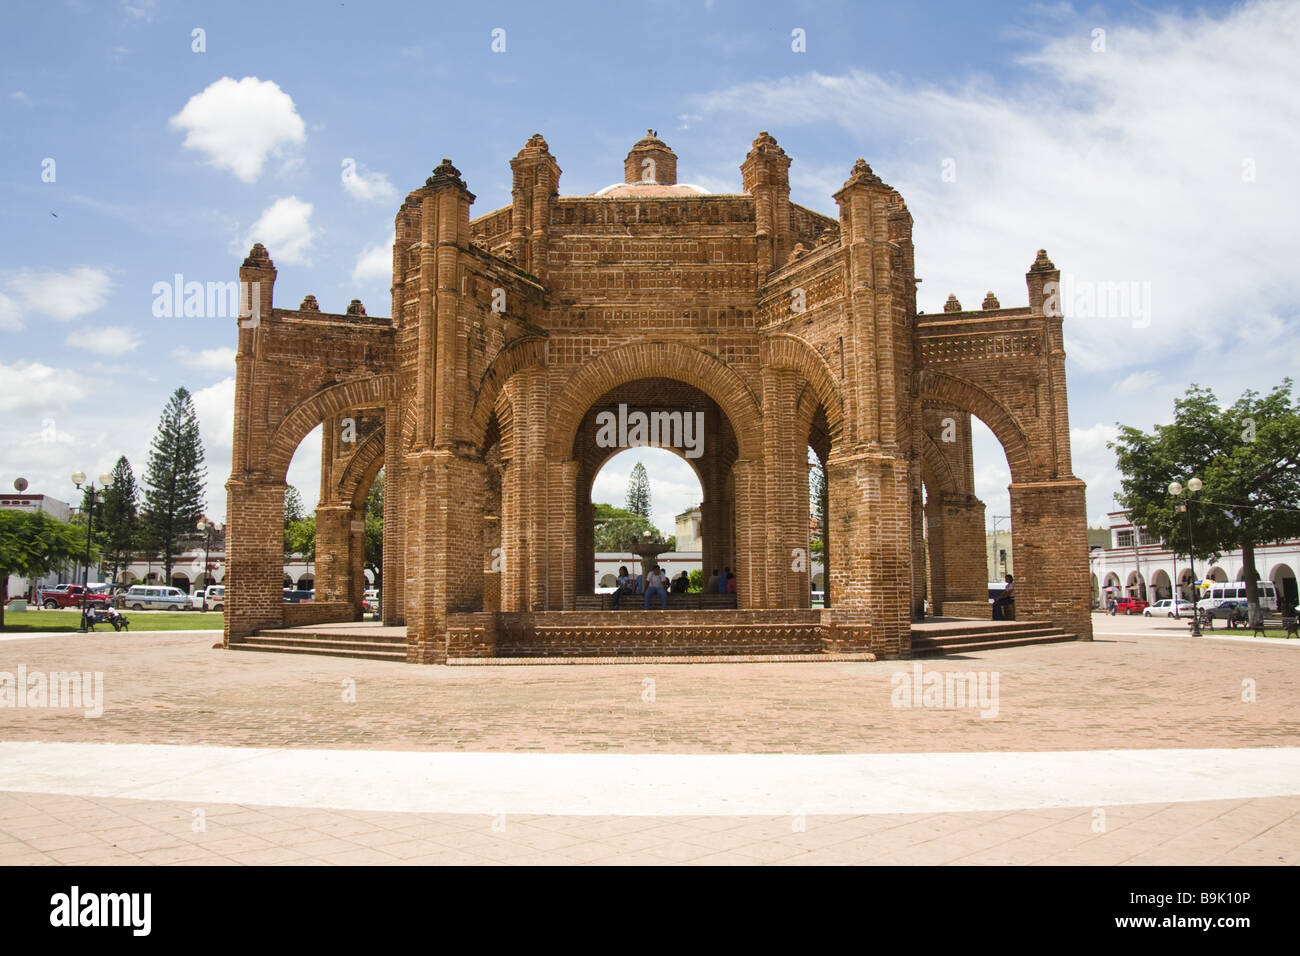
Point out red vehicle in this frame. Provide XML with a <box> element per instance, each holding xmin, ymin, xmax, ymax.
<box><xmin>38</xmin><ymin>584</ymin><xmax>112</xmax><ymax>610</ymax></box>
<box><xmin>1113</xmin><ymin>596</ymin><xmax>1150</xmax><ymax>615</ymax></box>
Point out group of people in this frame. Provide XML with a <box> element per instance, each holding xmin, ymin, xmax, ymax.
<box><xmin>705</xmin><ymin>568</ymin><xmax>737</xmax><ymax>595</ymax></box>
<box><xmin>608</xmin><ymin>564</ymin><xmax>736</xmax><ymax>609</ymax></box>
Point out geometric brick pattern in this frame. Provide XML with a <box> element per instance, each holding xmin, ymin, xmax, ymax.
<box><xmin>223</xmin><ymin>130</ymin><xmax>1093</xmax><ymax>663</ymax></box>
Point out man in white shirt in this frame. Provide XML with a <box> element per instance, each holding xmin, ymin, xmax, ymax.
<box><xmin>643</xmin><ymin>566</ymin><xmax>669</xmax><ymax>610</ymax></box>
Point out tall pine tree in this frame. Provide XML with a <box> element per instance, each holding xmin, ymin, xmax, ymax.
<box><xmin>143</xmin><ymin>387</ymin><xmax>207</xmax><ymax>583</ymax></box>
<box><xmin>98</xmin><ymin>455</ymin><xmax>140</xmax><ymax>584</ymax></box>
<box><xmin>626</xmin><ymin>462</ymin><xmax>651</xmax><ymax>521</ymax></box>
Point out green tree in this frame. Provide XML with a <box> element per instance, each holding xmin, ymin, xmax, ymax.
<box><xmin>364</xmin><ymin>470</ymin><xmax>384</xmax><ymax>590</ymax></box>
<box><xmin>688</xmin><ymin>568</ymin><xmax>703</xmax><ymax>592</ymax></box>
<box><xmin>142</xmin><ymin>387</ymin><xmax>207</xmax><ymax>583</ymax></box>
<box><xmin>626</xmin><ymin>462</ymin><xmax>651</xmax><ymax>520</ymax></box>
<box><xmin>0</xmin><ymin>509</ymin><xmax>89</xmax><ymax>629</ymax></box>
<box><xmin>1110</xmin><ymin>380</ymin><xmax>1300</xmax><ymax>624</ymax></box>
<box><xmin>593</xmin><ymin>503</ymin><xmax>657</xmax><ymax>551</ymax></box>
<box><xmin>98</xmin><ymin>456</ymin><xmax>139</xmax><ymax>584</ymax></box>
<box><xmin>284</xmin><ymin>485</ymin><xmax>305</xmax><ymax>559</ymax></box>
<box><xmin>284</xmin><ymin>486</ymin><xmax>305</xmax><ymax>525</ymax></box>
<box><xmin>810</xmin><ymin>455</ymin><xmax>828</xmax><ymax>561</ymax></box>
<box><xmin>285</xmin><ymin>516</ymin><xmax>316</xmax><ymax>563</ymax></box>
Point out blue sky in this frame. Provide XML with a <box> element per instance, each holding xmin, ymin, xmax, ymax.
<box><xmin>2</xmin><ymin>0</ymin><xmax>1296</xmax><ymax>537</ymax></box>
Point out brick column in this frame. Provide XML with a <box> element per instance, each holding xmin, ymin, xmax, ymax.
<box><xmin>1009</xmin><ymin>478</ymin><xmax>1093</xmax><ymax>639</ymax></box>
<box><xmin>402</xmin><ymin>448</ymin><xmax>445</xmax><ymax>662</ymax></box>
<box><xmin>348</xmin><ymin>507</ymin><xmax>366</xmax><ymax>613</ymax></box>
<box><xmin>314</xmin><ymin>504</ymin><xmax>353</xmax><ymax>604</ymax></box>
<box><xmin>549</xmin><ymin>458</ymin><xmax>579</xmax><ymax>609</ymax></box>
<box><xmin>937</xmin><ymin>494</ymin><xmax>987</xmax><ymax>603</ymax></box>
<box><xmin>925</xmin><ymin>495</ymin><xmax>947</xmax><ymax>611</ymax></box>
<box><xmin>381</xmin><ymin>406</ymin><xmax>404</xmax><ymax>626</ymax></box>
<box><xmin>762</xmin><ymin>367</ymin><xmax>807</xmax><ymax>608</ymax></box>
<box><xmin>827</xmin><ymin>449</ymin><xmax>913</xmax><ymax>657</ymax></box>
<box><xmin>730</xmin><ymin>459</ymin><xmax>766</xmax><ymax>608</ymax></box>
<box><xmin>223</xmin><ymin>476</ymin><xmax>285</xmax><ymax>644</ymax></box>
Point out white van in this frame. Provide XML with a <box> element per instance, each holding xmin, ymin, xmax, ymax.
<box><xmin>123</xmin><ymin>585</ymin><xmax>190</xmax><ymax>610</ymax></box>
<box><xmin>191</xmin><ymin>585</ymin><xmax>225</xmax><ymax>611</ymax></box>
<box><xmin>1205</xmin><ymin>582</ymin><xmax>1276</xmax><ymax>611</ymax></box>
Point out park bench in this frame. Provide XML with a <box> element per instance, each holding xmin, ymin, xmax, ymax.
<box><xmin>1282</xmin><ymin>616</ymin><xmax>1299</xmax><ymax>640</ymax></box>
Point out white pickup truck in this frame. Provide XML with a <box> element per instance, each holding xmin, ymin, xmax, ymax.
<box><xmin>190</xmin><ymin>585</ymin><xmax>225</xmax><ymax>611</ymax></box>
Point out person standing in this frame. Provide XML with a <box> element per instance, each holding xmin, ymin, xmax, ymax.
<box><xmin>719</xmin><ymin>567</ymin><xmax>732</xmax><ymax>594</ymax></box>
<box><xmin>705</xmin><ymin>569</ymin><xmax>719</xmax><ymax>593</ymax></box>
<box><xmin>644</xmin><ymin>566</ymin><xmax>668</xmax><ymax>610</ymax></box>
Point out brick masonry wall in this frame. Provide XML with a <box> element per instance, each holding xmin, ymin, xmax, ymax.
<box><xmin>225</xmin><ymin>133</ymin><xmax>1092</xmax><ymax>662</ymax></box>
<box><xmin>283</xmin><ymin>601</ymin><xmax>356</xmax><ymax>628</ymax></box>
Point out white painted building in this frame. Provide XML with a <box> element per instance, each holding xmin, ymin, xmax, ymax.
<box><xmin>3</xmin><ymin>493</ymin><xmax>73</xmax><ymax>598</ymax></box>
<box><xmin>1088</xmin><ymin>510</ymin><xmax>1299</xmax><ymax>611</ymax></box>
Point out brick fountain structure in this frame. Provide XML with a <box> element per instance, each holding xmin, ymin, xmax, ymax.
<box><xmin>223</xmin><ymin>130</ymin><xmax>1091</xmax><ymax>663</ymax></box>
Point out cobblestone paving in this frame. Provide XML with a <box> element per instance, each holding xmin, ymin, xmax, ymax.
<box><xmin>1</xmin><ymin>614</ymin><xmax>1296</xmax><ymax>865</ymax></box>
<box><xmin>0</xmin><ymin>791</ymin><xmax>1293</xmax><ymax>866</ymax></box>
<box><xmin>0</xmin><ymin>620</ymin><xmax>1296</xmax><ymax>754</ymax></box>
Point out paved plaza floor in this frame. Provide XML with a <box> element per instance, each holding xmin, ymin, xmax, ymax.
<box><xmin>0</xmin><ymin>613</ymin><xmax>1296</xmax><ymax>865</ymax></box>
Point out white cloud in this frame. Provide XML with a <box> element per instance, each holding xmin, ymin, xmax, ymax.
<box><xmin>169</xmin><ymin>77</ymin><xmax>306</xmax><ymax>183</ymax></box>
<box><xmin>1069</xmin><ymin>423</ymin><xmax>1124</xmax><ymax>525</ymax></box>
<box><xmin>590</xmin><ymin>448</ymin><xmax>703</xmax><ymax>538</ymax></box>
<box><xmin>191</xmin><ymin>377</ymin><xmax>237</xmax><ymax>519</ymax></box>
<box><xmin>687</xmin><ymin>0</ymin><xmax>1300</xmax><ymax>526</ymax></box>
<box><xmin>9</xmin><ymin>90</ymin><xmax>31</xmax><ymax>105</ymax></box>
<box><xmin>122</xmin><ymin>0</ymin><xmax>156</xmax><ymax>21</ymax></box>
<box><xmin>1116</xmin><ymin>371</ymin><xmax>1160</xmax><ymax>394</ymax></box>
<box><xmin>342</xmin><ymin>161</ymin><xmax>397</xmax><ymax>202</ymax></box>
<box><xmin>66</xmin><ymin>325</ymin><xmax>141</xmax><ymax>356</ymax></box>
<box><xmin>352</xmin><ymin>232</ymin><xmax>394</xmax><ymax>283</ymax></box>
<box><xmin>687</xmin><ymin>2</ymin><xmax>1300</xmax><ymax>362</ymax></box>
<box><xmin>5</xmin><ymin>266</ymin><xmax>112</xmax><ymax>322</ymax></box>
<box><xmin>244</xmin><ymin>196</ymin><xmax>316</xmax><ymax>265</ymax></box>
<box><xmin>172</xmin><ymin>346</ymin><xmax>237</xmax><ymax>375</ymax></box>
<box><xmin>0</xmin><ymin>292</ymin><xmax>21</xmax><ymax>330</ymax></box>
<box><xmin>285</xmin><ymin>423</ymin><xmax>323</xmax><ymax>515</ymax></box>
<box><xmin>0</xmin><ymin>361</ymin><xmax>87</xmax><ymax>415</ymax></box>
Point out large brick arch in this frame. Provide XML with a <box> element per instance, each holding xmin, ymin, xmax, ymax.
<box><xmin>920</xmin><ymin>431</ymin><xmax>960</xmax><ymax>494</ymax></box>
<box><xmin>267</xmin><ymin>375</ymin><xmax>397</xmax><ymax>480</ymax></box>
<box><xmin>915</xmin><ymin>369</ymin><xmax>1036</xmax><ymax>482</ymax></box>
<box><xmin>469</xmin><ymin>336</ymin><xmax>548</xmax><ymax>448</ymax></box>
<box><xmin>546</xmin><ymin>341</ymin><xmax>764</xmax><ymax>460</ymax></box>
<box><xmin>334</xmin><ymin>425</ymin><xmax>385</xmax><ymax>510</ymax></box>
<box><xmin>763</xmin><ymin>333</ymin><xmax>846</xmax><ymax>447</ymax></box>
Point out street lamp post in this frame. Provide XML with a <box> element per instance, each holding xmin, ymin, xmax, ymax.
<box><xmin>196</xmin><ymin>518</ymin><xmax>224</xmax><ymax>609</ymax></box>
<box><xmin>1169</xmin><ymin>477</ymin><xmax>1203</xmax><ymax>637</ymax></box>
<box><xmin>71</xmin><ymin>471</ymin><xmax>113</xmax><ymax>633</ymax></box>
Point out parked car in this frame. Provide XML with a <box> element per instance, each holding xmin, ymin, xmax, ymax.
<box><xmin>38</xmin><ymin>584</ymin><xmax>111</xmax><ymax>610</ymax></box>
<box><xmin>1144</xmin><ymin>599</ymin><xmax>1195</xmax><ymax>617</ymax></box>
<box><xmin>1209</xmin><ymin>599</ymin><xmax>1250</xmax><ymax>620</ymax></box>
<box><xmin>1113</xmin><ymin>597</ymin><xmax>1150</xmax><ymax>615</ymax></box>
<box><xmin>122</xmin><ymin>585</ymin><xmax>191</xmax><ymax>611</ymax></box>
<box><xmin>191</xmin><ymin>585</ymin><xmax>225</xmax><ymax>612</ymax></box>
<box><xmin>282</xmin><ymin>589</ymin><xmax>315</xmax><ymax>603</ymax></box>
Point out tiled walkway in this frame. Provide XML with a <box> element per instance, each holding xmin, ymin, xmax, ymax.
<box><xmin>0</xmin><ymin>613</ymin><xmax>1296</xmax><ymax>864</ymax></box>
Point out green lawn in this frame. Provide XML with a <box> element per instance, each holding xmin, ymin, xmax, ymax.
<box><xmin>0</xmin><ymin>609</ymin><xmax>224</xmax><ymax>632</ymax></box>
<box><xmin>1202</xmin><ymin>625</ymin><xmax>1298</xmax><ymax>639</ymax></box>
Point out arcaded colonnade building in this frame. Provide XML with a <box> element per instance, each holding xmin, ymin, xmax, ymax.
<box><xmin>224</xmin><ymin>130</ymin><xmax>1093</xmax><ymax>663</ymax></box>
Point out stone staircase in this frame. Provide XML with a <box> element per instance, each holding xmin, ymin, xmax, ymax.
<box><xmin>229</xmin><ymin>627</ymin><xmax>407</xmax><ymax>663</ymax></box>
<box><xmin>909</xmin><ymin>620</ymin><xmax>1078</xmax><ymax>656</ymax></box>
